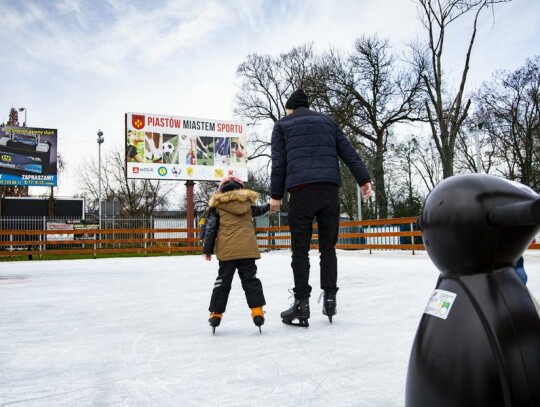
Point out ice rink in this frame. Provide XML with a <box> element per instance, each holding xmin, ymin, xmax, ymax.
<box><xmin>1</xmin><ymin>250</ymin><xmax>539</xmax><ymax>407</ymax></box>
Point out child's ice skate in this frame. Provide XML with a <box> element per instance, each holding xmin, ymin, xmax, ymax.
<box><xmin>251</xmin><ymin>306</ymin><xmax>265</xmax><ymax>334</ymax></box>
<box><xmin>208</xmin><ymin>313</ymin><xmax>222</xmax><ymax>335</ymax></box>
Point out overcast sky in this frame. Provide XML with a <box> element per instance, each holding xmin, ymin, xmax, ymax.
<box><xmin>1</xmin><ymin>0</ymin><xmax>539</xmax><ymax>200</ymax></box>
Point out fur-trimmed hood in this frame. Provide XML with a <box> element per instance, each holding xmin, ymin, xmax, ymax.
<box><xmin>209</xmin><ymin>189</ymin><xmax>259</xmax><ymax>215</ymax></box>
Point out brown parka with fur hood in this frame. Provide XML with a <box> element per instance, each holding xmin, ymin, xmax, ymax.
<box><xmin>202</xmin><ymin>189</ymin><xmax>269</xmax><ymax>261</ymax></box>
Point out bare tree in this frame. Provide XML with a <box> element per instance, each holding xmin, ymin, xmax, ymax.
<box><xmin>76</xmin><ymin>148</ymin><xmax>176</xmax><ymax>216</ymax></box>
<box><xmin>415</xmin><ymin>0</ymin><xmax>510</xmax><ymax>178</ymax></box>
<box><xmin>312</xmin><ymin>35</ymin><xmax>425</xmax><ymax>218</ymax></box>
<box><xmin>388</xmin><ymin>137</ymin><xmax>426</xmax><ymax>215</ymax></box>
<box><xmin>454</xmin><ymin>123</ymin><xmax>497</xmax><ymax>174</ymax></box>
<box><xmin>193</xmin><ymin>180</ymin><xmax>219</xmax><ymax>213</ymax></box>
<box><xmin>234</xmin><ymin>44</ymin><xmax>318</xmax><ymax>163</ymax></box>
<box><xmin>473</xmin><ymin>56</ymin><xmax>540</xmax><ymax>189</ymax></box>
<box><xmin>411</xmin><ymin>137</ymin><xmax>443</xmax><ymax>192</ymax></box>
<box><xmin>235</xmin><ymin>39</ymin><xmax>425</xmax><ymax>219</ymax></box>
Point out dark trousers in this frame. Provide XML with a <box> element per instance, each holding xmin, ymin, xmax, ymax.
<box><xmin>288</xmin><ymin>183</ymin><xmax>340</xmax><ymax>300</ymax></box>
<box><xmin>209</xmin><ymin>258</ymin><xmax>266</xmax><ymax>314</ymax></box>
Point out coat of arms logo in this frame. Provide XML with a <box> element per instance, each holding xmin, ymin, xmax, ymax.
<box><xmin>132</xmin><ymin>115</ymin><xmax>145</xmax><ymax>130</ymax></box>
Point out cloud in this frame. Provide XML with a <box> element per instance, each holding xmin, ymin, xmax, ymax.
<box><xmin>1</xmin><ymin>0</ymin><xmax>539</xmax><ymax>197</ymax></box>
<box><xmin>1</xmin><ymin>0</ymin><xmax>237</xmax><ymax>77</ymax></box>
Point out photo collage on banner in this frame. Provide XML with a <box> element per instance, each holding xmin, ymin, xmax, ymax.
<box><xmin>125</xmin><ymin>113</ymin><xmax>247</xmax><ymax>182</ymax></box>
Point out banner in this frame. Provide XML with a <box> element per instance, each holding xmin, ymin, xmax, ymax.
<box><xmin>46</xmin><ymin>220</ymin><xmax>99</xmax><ymax>241</ymax></box>
<box><xmin>46</xmin><ymin>221</ymin><xmax>73</xmax><ymax>241</ymax></box>
<box><xmin>125</xmin><ymin>112</ymin><xmax>247</xmax><ymax>182</ymax></box>
<box><xmin>73</xmin><ymin>223</ymin><xmax>99</xmax><ymax>240</ymax></box>
<box><xmin>0</xmin><ymin>126</ymin><xmax>58</xmax><ymax>186</ymax></box>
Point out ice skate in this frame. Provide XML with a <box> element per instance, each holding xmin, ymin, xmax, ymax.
<box><xmin>208</xmin><ymin>313</ymin><xmax>222</xmax><ymax>335</ymax></box>
<box><xmin>251</xmin><ymin>306</ymin><xmax>265</xmax><ymax>334</ymax></box>
<box><xmin>281</xmin><ymin>298</ymin><xmax>310</xmax><ymax>327</ymax></box>
<box><xmin>321</xmin><ymin>292</ymin><xmax>336</xmax><ymax>323</ymax></box>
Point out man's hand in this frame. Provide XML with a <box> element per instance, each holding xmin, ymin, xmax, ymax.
<box><xmin>360</xmin><ymin>182</ymin><xmax>373</xmax><ymax>199</ymax></box>
<box><xmin>203</xmin><ymin>254</ymin><xmax>212</xmax><ymax>261</ymax></box>
<box><xmin>270</xmin><ymin>198</ymin><xmax>282</xmax><ymax>213</ymax></box>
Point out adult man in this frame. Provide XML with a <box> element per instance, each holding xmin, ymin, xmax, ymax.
<box><xmin>270</xmin><ymin>89</ymin><xmax>372</xmax><ymax>326</ymax></box>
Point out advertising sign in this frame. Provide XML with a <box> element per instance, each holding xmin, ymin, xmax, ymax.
<box><xmin>0</xmin><ymin>126</ymin><xmax>58</xmax><ymax>186</ymax></box>
<box><xmin>46</xmin><ymin>221</ymin><xmax>73</xmax><ymax>241</ymax></box>
<box><xmin>125</xmin><ymin>112</ymin><xmax>247</xmax><ymax>181</ymax></box>
<box><xmin>45</xmin><ymin>220</ymin><xmax>99</xmax><ymax>241</ymax></box>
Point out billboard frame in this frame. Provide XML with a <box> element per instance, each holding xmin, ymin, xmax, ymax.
<box><xmin>0</xmin><ymin>125</ymin><xmax>58</xmax><ymax>187</ymax></box>
<box><xmin>124</xmin><ymin>112</ymin><xmax>247</xmax><ymax>183</ymax></box>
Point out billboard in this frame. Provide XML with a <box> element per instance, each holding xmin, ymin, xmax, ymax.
<box><xmin>2</xmin><ymin>197</ymin><xmax>83</xmax><ymax>217</ymax></box>
<box><xmin>125</xmin><ymin>112</ymin><xmax>247</xmax><ymax>182</ymax></box>
<box><xmin>46</xmin><ymin>220</ymin><xmax>99</xmax><ymax>241</ymax></box>
<box><xmin>0</xmin><ymin>126</ymin><xmax>58</xmax><ymax>186</ymax></box>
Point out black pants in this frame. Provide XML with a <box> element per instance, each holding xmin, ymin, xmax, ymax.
<box><xmin>209</xmin><ymin>258</ymin><xmax>266</xmax><ymax>313</ymax></box>
<box><xmin>288</xmin><ymin>183</ymin><xmax>340</xmax><ymax>300</ymax></box>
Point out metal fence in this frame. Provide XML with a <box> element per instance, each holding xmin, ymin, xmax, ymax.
<box><xmin>0</xmin><ymin>215</ymin><xmax>191</xmax><ymax>231</ymax></box>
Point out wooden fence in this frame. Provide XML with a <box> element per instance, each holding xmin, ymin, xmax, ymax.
<box><xmin>0</xmin><ymin>216</ymin><xmax>538</xmax><ymax>259</ymax></box>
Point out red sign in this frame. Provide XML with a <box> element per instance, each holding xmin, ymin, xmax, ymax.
<box><xmin>132</xmin><ymin>115</ymin><xmax>145</xmax><ymax>130</ymax></box>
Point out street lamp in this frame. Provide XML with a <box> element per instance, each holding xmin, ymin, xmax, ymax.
<box><xmin>97</xmin><ymin>129</ymin><xmax>104</xmax><ymax>228</ymax></box>
<box><xmin>18</xmin><ymin>107</ymin><xmax>26</xmax><ymax>126</ymax></box>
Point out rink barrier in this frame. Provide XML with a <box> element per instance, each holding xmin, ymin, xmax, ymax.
<box><xmin>256</xmin><ymin>217</ymin><xmax>426</xmax><ymax>253</ymax></box>
<box><xmin>0</xmin><ymin>217</ymin><xmax>538</xmax><ymax>259</ymax></box>
<box><xmin>0</xmin><ymin>228</ymin><xmax>203</xmax><ymax>258</ymax></box>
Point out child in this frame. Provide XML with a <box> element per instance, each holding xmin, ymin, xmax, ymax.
<box><xmin>202</xmin><ymin>176</ymin><xmax>270</xmax><ymax>333</ymax></box>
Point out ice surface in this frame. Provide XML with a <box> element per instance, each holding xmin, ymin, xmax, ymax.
<box><xmin>1</xmin><ymin>250</ymin><xmax>539</xmax><ymax>406</ymax></box>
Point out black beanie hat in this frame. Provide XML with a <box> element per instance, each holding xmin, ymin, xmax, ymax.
<box><xmin>285</xmin><ymin>88</ymin><xmax>309</xmax><ymax>110</ymax></box>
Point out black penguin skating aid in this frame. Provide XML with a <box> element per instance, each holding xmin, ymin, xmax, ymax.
<box><xmin>281</xmin><ymin>298</ymin><xmax>310</xmax><ymax>327</ymax></box>
<box><xmin>405</xmin><ymin>174</ymin><xmax>540</xmax><ymax>407</ymax></box>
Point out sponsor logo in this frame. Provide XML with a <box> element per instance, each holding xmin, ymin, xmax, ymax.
<box><xmin>1</xmin><ymin>154</ymin><xmax>12</xmax><ymax>162</ymax></box>
<box><xmin>187</xmin><ymin>167</ymin><xmax>193</xmax><ymax>177</ymax></box>
<box><xmin>132</xmin><ymin>166</ymin><xmax>153</xmax><ymax>174</ymax></box>
<box><xmin>171</xmin><ymin>167</ymin><xmax>181</xmax><ymax>175</ymax></box>
<box><xmin>158</xmin><ymin>166</ymin><xmax>168</xmax><ymax>176</ymax></box>
<box><xmin>132</xmin><ymin>114</ymin><xmax>145</xmax><ymax>130</ymax></box>
<box><xmin>214</xmin><ymin>168</ymin><xmax>224</xmax><ymax>178</ymax></box>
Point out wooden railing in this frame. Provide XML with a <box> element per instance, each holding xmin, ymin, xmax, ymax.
<box><xmin>0</xmin><ymin>228</ymin><xmax>202</xmax><ymax>258</ymax></box>
<box><xmin>0</xmin><ymin>217</ymin><xmax>538</xmax><ymax>259</ymax></box>
<box><xmin>255</xmin><ymin>217</ymin><xmax>425</xmax><ymax>251</ymax></box>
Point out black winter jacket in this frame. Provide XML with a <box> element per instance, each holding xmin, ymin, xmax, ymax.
<box><xmin>270</xmin><ymin>107</ymin><xmax>371</xmax><ymax>199</ymax></box>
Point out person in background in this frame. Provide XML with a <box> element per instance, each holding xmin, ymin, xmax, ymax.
<box><xmin>202</xmin><ymin>176</ymin><xmax>270</xmax><ymax>334</ymax></box>
<box><xmin>270</xmin><ymin>88</ymin><xmax>373</xmax><ymax>327</ymax></box>
<box><xmin>515</xmin><ymin>255</ymin><xmax>528</xmax><ymax>284</ymax></box>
